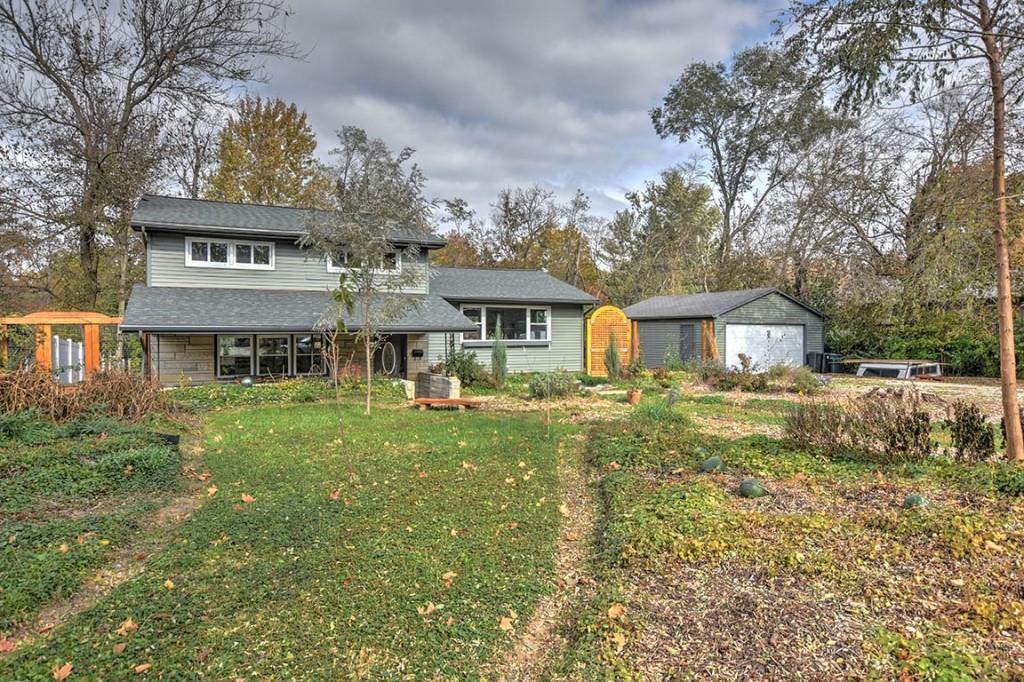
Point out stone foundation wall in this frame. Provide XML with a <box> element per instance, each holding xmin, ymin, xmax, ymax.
<box><xmin>151</xmin><ymin>334</ymin><xmax>215</xmax><ymax>386</ymax></box>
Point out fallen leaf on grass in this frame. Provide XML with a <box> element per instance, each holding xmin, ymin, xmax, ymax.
<box><xmin>52</xmin><ymin>662</ymin><xmax>73</xmax><ymax>681</ymax></box>
<box><xmin>134</xmin><ymin>663</ymin><xmax>151</xmax><ymax>674</ymax></box>
<box><xmin>499</xmin><ymin>609</ymin><xmax>519</xmax><ymax>632</ymax></box>
<box><xmin>134</xmin><ymin>553</ymin><xmax>147</xmax><ymax>562</ymax></box>
<box><xmin>559</xmin><ymin>503</ymin><xmax>571</xmax><ymax>516</ymax></box>
<box><xmin>113</xmin><ymin>643</ymin><xmax>127</xmax><ymax>655</ymax></box>
<box><xmin>441</xmin><ymin>571</ymin><xmax>457</xmax><ymax>588</ymax></box>
<box><xmin>240</xmin><ymin>493</ymin><xmax>255</xmax><ymax>504</ymax></box>
<box><xmin>508</xmin><ymin>521</ymin><xmax>519</xmax><ymax>530</ymax></box>
<box><xmin>563</xmin><ymin>531</ymin><xmax>579</xmax><ymax>541</ymax></box>
<box><xmin>0</xmin><ymin>638</ymin><xmax>17</xmax><ymax>653</ymax></box>
<box><xmin>163</xmin><ymin>579</ymin><xmax>174</xmax><ymax>590</ymax></box>
<box><xmin>607</xmin><ymin>603</ymin><xmax>626</xmax><ymax>619</ymax></box>
<box><xmin>607</xmin><ymin>631</ymin><xmax>627</xmax><ymax>653</ymax></box>
<box><xmin>418</xmin><ymin>471</ymin><xmax>428</xmax><ymax>479</ymax></box>
<box><xmin>329</xmin><ymin>490</ymin><xmax>341</xmax><ymax>500</ymax></box>
<box><xmin>206</xmin><ymin>485</ymin><xmax>218</xmax><ymax>496</ymax></box>
<box><xmin>116</xmin><ymin>618</ymin><xmax>138</xmax><ymax>636</ymax></box>
<box><xmin>605</xmin><ymin>461</ymin><xmax>621</xmax><ymax>471</ymax></box>
<box><xmin>59</xmin><ymin>543</ymin><xmax>69</xmax><ymax>554</ymax></box>
<box><xmin>417</xmin><ymin>602</ymin><xmax>437</xmax><ymax>616</ymax></box>
<box><xmin>461</xmin><ymin>461</ymin><xmax>477</xmax><ymax>471</ymax></box>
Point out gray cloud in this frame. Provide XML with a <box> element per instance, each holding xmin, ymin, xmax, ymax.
<box><xmin>256</xmin><ymin>0</ymin><xmax>769</xmax><ymax>220</ymax></box>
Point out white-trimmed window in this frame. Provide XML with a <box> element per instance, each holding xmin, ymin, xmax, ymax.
<box><xmin>186</xmin><ymin>236</ymin><xmax>274</xmax><ymax>270</ymax></box>
<box><xmin>460</xmin><ymin>305</ymin><xmax>551</xmax><ymax>344</ymax></box>
<box><xmin>326</xmin><ymin>249</ymin><xmax>402</xmax><ymax>274</ymax></box>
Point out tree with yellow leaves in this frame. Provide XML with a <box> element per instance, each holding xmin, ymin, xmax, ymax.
<box><xmin>206</xmin><ymin>96</ymin><xmax>332</xmax><ymax>208</ymax></box>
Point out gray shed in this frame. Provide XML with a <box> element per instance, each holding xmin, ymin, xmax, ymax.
<box><xmin>623</xmin><ymin>288</ymin><xmax>823</xmax><ymax>370</ymax></box>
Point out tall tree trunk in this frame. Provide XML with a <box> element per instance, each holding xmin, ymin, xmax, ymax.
<box><xmin>981</xmin><ymin>6</ymin><xmax>1023</xmax><ymax>461</ymax></box>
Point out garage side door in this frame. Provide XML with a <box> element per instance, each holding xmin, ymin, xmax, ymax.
<box><xmin>725</xmin><ymin>324</ymin><xmax>804</xmax><ymax>370</ymax></box>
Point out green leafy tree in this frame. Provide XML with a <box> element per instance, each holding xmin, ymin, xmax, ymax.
<box><xmin>491</xmin><ymin>322</ymin><xmax>507</xmax><ymax>388</ymax></box>
<box><xmin>302</xmin><ymin>127</ymin><xmax>433</xmax><ymax>415</ymax></box>
<box><xmin>651</xmin><ymin>46</ymin><xmax>841</xmax><ymax>271</ymax></box>
<box><xmin>207</xmin><ymin>96</ymin><xmax>333</xmax><ymax>208</ymax></box>
<box><xmin>782</xmin><ymin>0</ymin><xmax>1024</xmax><ymax>460</ymax></box>
<box><xmin>602</xmin><ymin>167</ymin><xmax>720</xmax><ymax>304</ymax></box>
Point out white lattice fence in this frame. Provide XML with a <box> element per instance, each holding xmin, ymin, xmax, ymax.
<box><xmin>51</xmin><ymin>334</ymin><xmax>85</xmax><ymax>384</ymax></box>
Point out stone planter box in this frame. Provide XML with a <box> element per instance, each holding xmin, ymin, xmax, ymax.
<box><xmin>415</xmin><ymin>373</ymin><xmax>461</xmax><ymax>399</ymax></box>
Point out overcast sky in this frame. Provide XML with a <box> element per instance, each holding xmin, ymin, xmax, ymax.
<box><xmin>256</xmin><ymin>0</ymin><xmax>775</xmax><ymax>220</ymax></box>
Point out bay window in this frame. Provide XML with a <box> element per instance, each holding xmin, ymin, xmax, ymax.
<box><xmin>186</xmin><ymin>236</ymin><xmax>274</xmax><ymax>270</ymax></box>
<box><xmin>459</xmin><ymin>305</ymin><xmax>551</xmax><ymax>344</ymax></box>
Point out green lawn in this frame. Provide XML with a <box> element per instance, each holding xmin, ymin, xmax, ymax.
<box><xmin>3</xmin><ymin>402</ymin><xmax>571</xmax><ymax>679</ymax></box>
<box><xmin>1</xmin><ymin>414</ymin><xmax>181</xmax><ymax>631</ymax></box>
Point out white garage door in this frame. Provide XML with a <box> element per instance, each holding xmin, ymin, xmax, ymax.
<box><xmin>725</xmin><ymin>324</ymin><xmax>804</xmax><ymax>370</ymax></box>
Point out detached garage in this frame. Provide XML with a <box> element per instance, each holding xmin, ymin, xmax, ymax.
<box><xmin>623</xmin><ymin>288</ymin><xmax>823</xmax><ymax>370</ymax></box>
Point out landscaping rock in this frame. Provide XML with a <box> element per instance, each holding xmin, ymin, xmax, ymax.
<box><xmin>738</xmin><ymin>478</ymin><xmax>766</xmax><ymax>498</ymax></box>
<box><xmin>903</xmin><ymin>493</ymin><xmax>928</xmax><ymax>509</ymax></box>
<box><xmin>700</xmin><ymin>456</ymin><xmax>724</xmax><ymax>473</ymax></box>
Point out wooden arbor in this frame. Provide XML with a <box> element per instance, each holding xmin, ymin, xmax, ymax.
<box><xmin>585</xmin><ymin>305</ymin><xmax>632</xmax><ymax>376</ymax></box>
<box><xmin>0</xmin><ymin>312</ymin><xmax>123</xmax><ymax>376</ymax></box>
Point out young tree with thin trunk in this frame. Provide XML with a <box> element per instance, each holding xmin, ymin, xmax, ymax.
<box><xmin>783</xmin><ymin>0</ymin><xmax>1024</xmax><ymax>461</ymax></box>
<box><xmin>302</xmin><ymin>127</ymin><xmax>434</xmax><ymax>415</ymax></box>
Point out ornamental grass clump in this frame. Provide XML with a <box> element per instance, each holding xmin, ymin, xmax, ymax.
<box><xmin>785</xmin><ymin>390</ymin><xmax>934</xmax><ymax>464</ymax></box>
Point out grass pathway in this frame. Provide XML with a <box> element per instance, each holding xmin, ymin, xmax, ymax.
<box><xmin>489</xmin><ymin>431</ymin><xmax>600</xmax><ymax>681</ymax></box>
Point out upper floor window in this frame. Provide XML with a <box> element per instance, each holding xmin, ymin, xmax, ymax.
<box><xmin>186</xmin><ymin>236</ymin><xmax>274</xmax><ymax>270</ymax></box>
<box><xmin>326</xmin><ymin>249</ymin><xmax>402</xmax><ymax>274</ymax></box>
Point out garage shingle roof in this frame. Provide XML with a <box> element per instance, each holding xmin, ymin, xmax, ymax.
<box><xmin>623</xmin><ymin>288</ymin><xmax>819</xmax><ymax>319</ymax></box>
<box><xmin>430</xmin><ymin>267</ymin><xmax>599</xmax><ymax>305</ymax></box>
<box><xmin>121</xmin><ymin>285</ymin><xmax>477</xmax><ymax>333</ymax></box>
<box><xmin>131</xmin><ymin>194</ymin><xmax>446</xmax><ymax>247</ymax></box>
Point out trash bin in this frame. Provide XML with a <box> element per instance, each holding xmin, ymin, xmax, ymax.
<box><xmin>806</xmin><ymin>352</ymin><xmax>825</xmax><ymax>372</ymax></box>
<box><xmin>826</xmin><ymin>353</ymin><xmax>844</xmax><ymax>373</ymax></box>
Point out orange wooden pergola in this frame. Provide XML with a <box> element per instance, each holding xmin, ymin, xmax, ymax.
<box><xmin>0</xmin><ymin>311</ymin><xmax>123</xmax><ymax>376</ymax></box>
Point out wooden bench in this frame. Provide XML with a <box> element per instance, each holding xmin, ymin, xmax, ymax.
<box><xmin>413</xmin><ymin>397</ymin><xmax>482</xmax><ymax>411</ymax></box>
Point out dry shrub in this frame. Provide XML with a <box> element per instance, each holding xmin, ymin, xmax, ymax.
<box><xmin>0</xmin><ymin>369</ymin><xmax>163</xmax><ymax>422</ymax></box>
<box><xmin>785</xmin><ymin>390</ymin><xmax>934</xmax><ymax>463</ymax></box>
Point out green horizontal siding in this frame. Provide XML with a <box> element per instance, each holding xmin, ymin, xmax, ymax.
<box><xmin>147</xmin><ymin>232</ymin><xmax>429</xmax><ymax>294</ymax></box>
<box><xmin>425</xmin><ymin>304</ymin><xmax>585</xmax><ymax>373</ymax></box>
<box><xmin>637</xmin><ymin>319</ymin><xmax>704</xmax><ymax>368</ymax></box>
<box><xmin>717</xmin><ymin>292</ymin><xmax>823</xmax><ymax>362</ymax></box>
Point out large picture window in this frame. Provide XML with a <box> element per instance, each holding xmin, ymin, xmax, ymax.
<box><xmin>186</xmin><ymin>236</ymin><xmax>274</xmax><ymax>270</ymax></box>
<box><xmin>294</xmin><ymin>334</ymin><xmax>326</xmax><ymax>375</ymax></box>
<box><xmin>257</xmin><ymin>336</ymin><xmax>290</xmax><ymax>376</ymax></box>
<box><xmin>460</xmin><ymin>305</ymin><xmax>550</xmax><ymax>344</ymax></box>
<box><xmin>217</xmin><ymin>335</ymin><xmax>253</xmax><ymax>377</ymax></box>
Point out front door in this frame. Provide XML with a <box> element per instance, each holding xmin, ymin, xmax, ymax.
<box><xmin>373</xmin><ymin>334</ymin><xmax>407</xmax><ymax>378</ymax></box>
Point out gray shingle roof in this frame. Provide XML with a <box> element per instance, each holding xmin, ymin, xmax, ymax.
<box><xmin>430</xmin><ymin>267</ymin><xmax>599</xmax><ymax>305</ymax></box>
<box><xmin>132</xmin><ymin>194</ymin><xmax>446</xmax><ymax>247</ymax></box>
<box><xmin>121</xmin><ymin>285</ymin><xmax>477</xmax><ymax>333</ymax></box>
<box><xmin>623</xmin><ymin>288</ymin><xmax>819</xmax><ymax>319</ymax></box>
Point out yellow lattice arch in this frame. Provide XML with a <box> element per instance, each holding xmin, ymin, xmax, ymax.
<box><xmin>585</xmin><ymin>305</ymin><xmax>632</xmax><ymax>376</ymax></box>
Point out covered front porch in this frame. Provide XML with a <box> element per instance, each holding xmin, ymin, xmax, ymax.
<box><xmin>142</xmin><ymin>331</ymin><xmax>431</xmax><ymax>387</ymax></box>
<box><xmin>120</xmin><ymin>284</ymin><xmax>475</xmax><ymax>387</ymax></box>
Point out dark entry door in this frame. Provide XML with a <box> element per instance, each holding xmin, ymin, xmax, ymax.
<box><xmin>373</xmin><ymin>334</ymin><xmax>407</xmax><ymax>378</ymax></box>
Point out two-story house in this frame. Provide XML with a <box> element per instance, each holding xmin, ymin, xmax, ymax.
<box><xmin>120</xmin><ymin>195</ymin><xmax>599</xmax><ymax>385</ymax></box>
